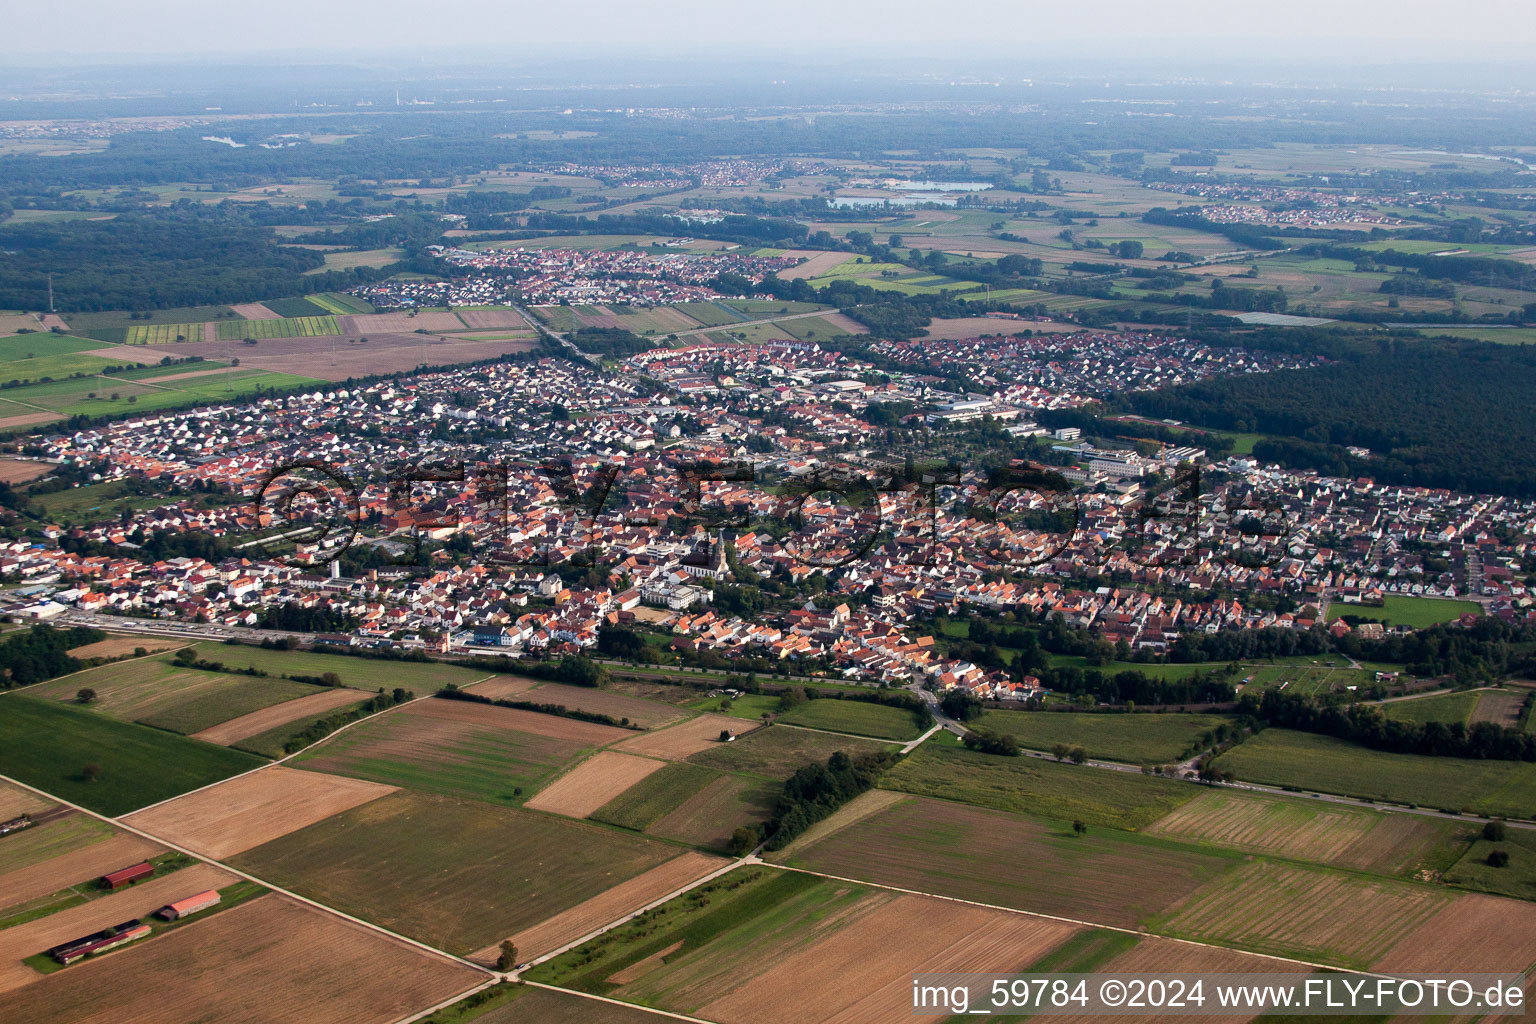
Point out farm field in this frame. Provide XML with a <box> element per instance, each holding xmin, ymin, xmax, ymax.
<box><xmin>784</xmin><ymin>795</ymin><xmax>1237</xmax><ymax>928</ymax></box>
<box><xmin>518</xmin><ymin>681</ymin><xmax>686</xmax><ymax>728</ymax></box>
<box><xmin>178</xmin><ymin>641</ymin><xmax>486</xmax><ymax>689</ymax></box>
<box><xmin>1212</xmin><ymin>728</ymin><xmax>1536</xmax><ymax>817</ymax></box>
<box><xmin>1373</xmin><ymin>893</ymin><xmax>1536</xmax><ymax>977</ymax></box>
<box><xmin>528</xmin><ymin>865</ymin><xmax>1081</xmax><ymax>1023</ymax></box>
<box><xmin>191</xmin><ymin>685</ymin><xmax>369</xmax><ymax>746</ymax></box>
<box><xmin>0</xmin><ymin>895</ymin><xmax>482</xmax><ymax>1023</ymax></box>
<box><xmin>0</xmin><ymin>696</ymin><xmax>263</xmax><ymax>816</ymax></box>
<box><xmin>439</xmin><ymin>986</ymin><xmax>668</xmax><ymax>1023</ymax></box>
<box><xmin>24</xmin><ymin>655</ymin><xmax>331</xmax><ymax>735</ymax></box>
<box><xmin>882</xmin><ymin>737</ymin><xmax>1198</xmax><ymax>829</ymax></box>
<box><xmin>0</xmin><ymin>458</ymin><xmax>55</xmax><ymax>484</ymax></box>
<box><xmin>774</xmin><ymin>699</ymin><xmax>925</xmax><ymax>741</ymax></box>
<box><xmin>0</xmin><ymin>813</ymin><xmax>116</xmax><ymax>878</ymax></box>
<box><xmin>976</xmin><ymin>711</ymin><xmax>1227</xmax><ymax>763</ymax></box>
<box><xmin>1145</xmin><ymin>789</ymin><xmax>1468</xmax><ymax>878</ymax></box>
<box><xmin>231</xmin><ymin>789</ymin><xmax>679</xmax><ymax>956</ymax></box>
<box><xmin>1381</xmin><ymin>690</ymin><xmax>1478</xmax><ymax>724</ymax></box>
<box><xmin>1444</xmin><ymin>824</ymin><xmax>1536</xmax><ymax>901</ymax></box>
<box><xmin>1151</xmin><ymin>859</ymin><xmax>1452</xmax><ymax>969</ymax></box>
<box><xmin>64</xmin><ymin>634</ymin><xmax>175</xmax><ymax>660</ymax></box>
<box><xmin>1326</xmin><ymin>595</ymin><xmax>1482</xmax><ymax>628</ymax></box>
<box><xmin>487</xmin><ymin>850</ymin><xmax>726</xmax><ymax>963</ymax></box>
<box><xmin>615</xmin><ymin>713</ymin><xmax>756</xmax><ymax>759</ymax></box>
<box><xmin>292</xmin><ymin>697</ymin><xmax>630</xmax><ymax>805</ymax></box>
<box><xmin>524</xmin><ymin>751</ymin><xmax>667</xmax><ymax>818</ymax></box>
<box><xmin>121</xmin><ymin>766</ymin><xmax>397</xmax><ymax>859</ymax></box>
<box><xmin>307</xmin><ymin>291</ymin><xmax>374</xmax><ymax>315</ymax></box>
<box><xmin>215</xmin><ymin>314</ymin><xmax>339</xmax><ymax>340</ymax></box>
<box><xmin>686</xmin><ymin>724</ymin><xmax>896</xmax><ymax>780</ymax></box>
<box><xmin>0</xmin><ymin>860</ymin><xmax>238</xmax><ymax>994</ymax></box>
<box><xmin>591</xmin><ymin>760</ymin><xmax>780</xmax><ymax>851</ymax></box>
<box><xmin>0</xmin><ymin>827</ymin><xmax>163</xmax><ymax>917</ymax></box>
<box><xmin>0</xmin><ymin>780</ymin><xmax>52</xmax><ymax>822</ymax></box>
<box><xmin>0</xmin><ymin>366</ymin><xmax>323</xmax><ymax>430</ymax></box>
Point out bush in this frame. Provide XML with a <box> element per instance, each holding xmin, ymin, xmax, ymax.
<box><xmin>1487</xmin><ymin>850</ymin><xmax>1510</xmax><ymax>868</ymax></box>
<box><xmin>1483</xmin><ymin>820</ymin><xmax>1507</xmax><ymax>842</ymax></box>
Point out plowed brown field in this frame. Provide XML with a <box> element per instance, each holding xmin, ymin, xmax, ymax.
<box><xmin>189</xmin><ymin>687</ymin><xmax>366</xmax><ymax>746</ymax></box>
<box><xmin>120</xmin><ymin>767</ymin><xmax>396</xmax><ymax>858</ymax></box>
<box><xmin>482</xmin><ymin>851</ymin><xmax>726</xmax><ymax>963</ymax></box>
<box><xmin>615</xmin><ymin>714</ymin><xmax>753</xmax><ymax>758</ymax></box>
<box><xmin>0</xmin><ymin>895</ymin><xmax>482</xmax><ymax>1023</ymax></box>
<box><xmin>524</xmin><ymin>752</ymin><xmax>667</xmax><ymax>817</ymax></box>
<box><xmin>0</xmin><ymin>832</ymin><xmax>163</xmax><ymax>912</ymax></box>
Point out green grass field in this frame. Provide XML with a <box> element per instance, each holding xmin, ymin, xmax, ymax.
<box><xmin>0</xmin><ymin>695</ymin><xmax>263</xmax><ymax>816</ymax></box>
<box><xmin>882</xmin><ymin>735</ymin><xmax>1198</xmax><ymax>829</ymax></box>
<box><xmin>261</xmin><ymin>296</ymin><xmax>330</xmax><ymax>317</ymax></box>
<box><xmin>1213</xmin><ymin>729</ymin><xmax>1536</xmax><ymax>817</ymax></box>
<box><xmin>177</xmin><ymin>642</ymin><xmax>486</xmax><ymax>690</ymax></box>
<box><xmin>784</xmin><ymin>794</ymin><xmax>1238</xmax><ymax>928</ymax></box>
<box><xmin>976</xmin><ymin>711</ymin><xmax>1227</xmax><ymax>764</ymax></box>
<box><xmin>1327</xmin><ymin>596</ymin><xmax>1482</xmax><ymax>628</ymax></box>
<box><xmin>775</xmin><ymin>699</ymin><xmax>925</xmax><ymax>741</ymax></box>
<box><xmin>0</xmin><ymin>366</ymin><xmax>324</xmax><ymax>429</ymax></box>
<box><xmin>1381</xmin><ymin>691</ymin><xmax>1478</xmax><ymax>725</ymax></box>
<box><xmin>1444</xmin><ymin>823</ymin><xmax>1536</xmax><ymax>901</ymax></box>
<box><xmin>232</xmin><ymin>789</ymin><xmax>678</xmax><ymax>956</ymax></box>
<box><xmin>306</xmin><ymin>292</ymin><xmax>373</xmax><ymax>315</ymax></box>
<box><xmin>686</xmin><ymin>724</ymin><xmax>897</xmax><ymax>780</ymax></box>
<box><xmin>216</xmin><ymin>315</ymin><xmax>339</xmax><ymax>340</ymax></box>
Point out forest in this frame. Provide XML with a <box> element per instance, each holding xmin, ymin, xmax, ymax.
<box><xmin>1124</xmin><ymin>341</ymin><xmax>1536</xmax><ymax>495</ymax></box>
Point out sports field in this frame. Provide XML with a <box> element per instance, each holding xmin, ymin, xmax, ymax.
<box><xmin>976</xmin><ymin>711</ymin><xmax>1227</xmax><ymax>763</ymax></box>
<box><xmin>0</xmin><ymin>696</ymin><xmax>264</xmax><ymax>816</ymax></box>
<box><xmin>881</xmin><ymin>737</ymin><xmax>1198</xmax><ymax>829</ymax></box>
<box><xmin>1326</xmin><ymin>595</ymin><xmax>1481</xmax><ymax>628</ymax></box>
<box><xmin>1212</xmin><ymin>728</ymin><xmax>1536</xmax><ymax>817</ymax></box>
<box><xmin>774</xmin><ymin>699</ymin><xmax>925</xmax><ymax>741</ymax></box>
<box><xmin>231</xmin><ymin>789</ymin><xmax>679</xmax><ymax>956</ymax></box>
<box><xmin>784</xmin><ymin>795</ymin><xmax>1238</xmax><ymax>928</ymax></box>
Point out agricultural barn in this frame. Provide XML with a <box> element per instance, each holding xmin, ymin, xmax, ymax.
<box><xmin>99</xmin><ymin>862</ymin><xmax>155</xmax><ymax>890</ymax></box>
<box><xmin>155</xmin><ymin>889</ymin><xmax>222</xmax><ymax>921</ymax></box>
<box><xmin>49</xmin><ymin>920</ymin><xmax>152</xmax><ymax>964</ymax></box>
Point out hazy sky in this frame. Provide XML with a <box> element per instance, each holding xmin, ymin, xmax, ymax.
<box><xmin>12</xmin><ymin>0</ymin><xmax>1536</xmax><ymax>59</ymax></box>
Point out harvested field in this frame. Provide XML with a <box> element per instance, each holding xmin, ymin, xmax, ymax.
<box><xmin>0</xmin><ymin>780</ymin><xmax>54</xmax><ymax>821</ymax></box>
<box><xmin>524</xmin><ymin>752</ymin><xmax>668</xmax><ymax>818</ymax></box>
<box><xmin>228</xmin><ymin>302</ymin><xmax>282</xmax><ymax>319</ymax></box>
<box><xmin>454</xmin><ymin>308</ymin><xmax>532</xmax><ymax>330</ymax></box>
<box><xmin>1145</xmin><ymin>789</ymin><xmax>1465</xmax><ymax>877</ymax></box>
<box><xmin>1375</xmin><ymin>893</ymin><xmax>1536</xmax><ymax>976</ymax></box>
<box><xmin>121</xmin><ymin>767</ymin><xmax>396</xmax><ymax>859</ymax></box>
<box><xmin>0</xmin><ymin>459</ymin><xmax>53</xmax><ymax>484</ymax></box>
<box><xmin>172</xmin><ymin>331</ymin><xmax>537</xmax><ymax>380</ymax></box>
<box><xmin>919</xmin><ymin>316</ymin><xmax>1066</xmax><ymax>340</ymax></box>
<box><xmin>522</xmin><ymin>682</ymin><xmax>685</xmax><ymax>728</ymax></box>
<box><xmin>1472</xmin><ymin>689</ymin><xmax>1526</xmax><ymax>727</ymax></box>
<box><xmin>1153</xmin><ymin>859</ymin><xmax>1452</xmax><ymax>969</ymax></box>
<box><xmin>0</xmin><ymin>895</ymin><xmax>482</xmax><ymax>1023</ymax></box>
<box><xmin>65</xmin><ymin>635</ymin><xmax>177</xmax><ymax>660</ymax></box>
<box><xmin>232</xmin><ymin>790</ymin><xmax>678</xmax><ymax>956</ymax></box>
<box><xmin>534</xmin><ymin>866</ymin><xmax>1079</xmax><ymax>1024</ymax></box>
<box><xmin>465</xmin><ymin>987</ymin><xmax>667</xmax><ymax>1023</ymax></box>
<box><xmin>776</xmin><ymin>250</ymin><xmax>856</xmax><ymax>279</ymax></box>
<box><xmin>615</xmin><ymin>714</ymin><xmax>755</xmax><ymax>759</ymax></box>
<box><xmin>292</xmin><ymin>697</ymin><xmax>632</xmax><ymax>804</ymax></box>
<box><xmin>0</xmin><ymin>812</ymin><xmax>114</xmax><ymax>877</ymax></box>
<box><xmin>0</xmin><ymin>832</ymin><xmax>163</xmax><ymax>913</ymax></box>
<box><xmin>686</xmin><ymin>724</ymin><xmax>896</xmax><ymax>781</ymax></box>
<box><xmin>190</xmin><ymin>686</ymin><xmax>366</xmax><ymax>746</ymax></box>
<box><xmin>646</xmin><ymin>772</ymin><xmax>779</xmax><ymax>851</ymax></box>
<box><xmin>341</xmin><ymin>311</ymin><xmax>465</xmax><ymax>333</ymax></box>
<box><xmin>0</xmin><ymin>861</ymin><xmax>236</xmax><ymax>994</ymax></box>
<box><xmin>772</xmin><ymin>790</ymin><xmax>908</xmax><ymax>858</ymax></box>
<box><xmin>482</xmin><ymin>851</ymin><xmax>726</xmax><ymax>962</ymax></box>
<box><xmin>787</xmin><ymin>795</ymin><xmax>1234</xmax><ymax>928</ymax></box>
<box><xmin>465</xmin><ymin>675</ymin><xmax>539</xmax><ymax>699</ymax></box>
<box><xmin>0</xmin><ymin>411</ymin><xmax>62</xmax><ymax>430</ymax></box>
<box><xmin>0</xmin><ymin>314</ymin><xmax>41</xmax><ymax>336</ymax></box>
<box><xmin>700</xmin><ymin>892</ymin><xmax>1076</xmax><ymax>1024</ymax></box>
<box><xmin>591</xmin><ymin>762</ymin><xmax>719</xmax><ymax>831</ymax></box>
